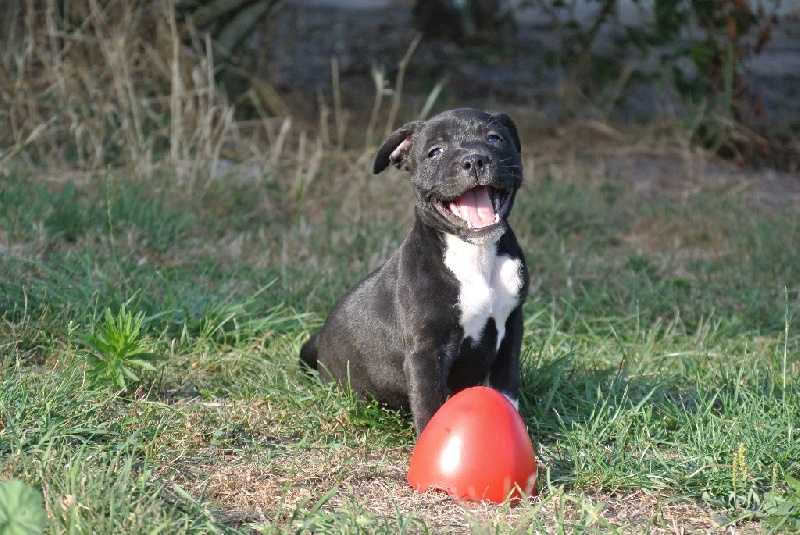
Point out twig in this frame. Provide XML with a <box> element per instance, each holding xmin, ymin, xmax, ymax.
<box><xmin>385</xmin><ymin>33</ymin><xmax>422</xmax><ymax>137</ymax></box>
<box><xmin>685</xmin><ymin>464</ymin><xmax>729</xmax><ymax>479</ymax></box>
<box><xmin>0</xmin><ymin>119</ymin><xmax>55</xmax><ymax>173</ymax></box>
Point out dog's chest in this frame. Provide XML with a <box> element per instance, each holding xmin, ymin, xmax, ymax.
<box><xmin>443</xmin><ymin>234</ymin><xmax>524</xmax><ymax>348</ymax></box>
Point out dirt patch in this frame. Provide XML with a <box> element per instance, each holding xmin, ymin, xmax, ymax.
<box><xmin>168</xmin><ymin>445</ymin><xmax>765</xmax><ymax>533</ymax></box>
<box><xmin>601</xmin><ymin>153</ymin><xmax>800</xmax><ymax>210</ymax></box>
<box><xmin>517</xmin><ymin>117</ymin><xmax>800</xmax><ymax>208</ymax></box>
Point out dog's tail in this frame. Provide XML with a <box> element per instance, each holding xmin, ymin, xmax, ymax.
<box><xmin>299</xmin><ymin>334</ymin><xmax>319</xmax><ymax>370</ymax></box>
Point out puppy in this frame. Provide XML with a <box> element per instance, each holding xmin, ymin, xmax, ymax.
<box><xmin>301</xmin><ymin>108</ymin><xmax>528</xmax><ymax>436</ymax></box>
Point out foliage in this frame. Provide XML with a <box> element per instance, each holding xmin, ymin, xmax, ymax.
<box><xmin>761</xmin><ymin>473</ymin><xmax>800</xmax><ymax>532</ymax></box>
<box><xmin>637</xmin><ymin>0</ymin><xmax>775</xmax><ymax>160</ymax></box>
<box><xmin>0</xmin><ymin>0</ymin><xmax>248</xmax><ymax>179</ymax></box>
<box><xmin>528</xmin><ymin>0</ymin><xmax>780</xmax><ymax>161</ymax></box>
<box><xmin>78</xmin><ymin>305</ymin><xmax>164</xmax><ymax>390</ymax></box>
<box><xmin>174</xmin><ymin>0</ymin><xmax>284</xmax><ymax>109</ymax></box>
<box><xmin>0</xmin><ymin>480</ymin><xmax>47</xmax><ymax>535</ymax></box>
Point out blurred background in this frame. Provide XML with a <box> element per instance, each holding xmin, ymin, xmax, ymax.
<box><xmin>2</xmin><ymin>0</ymin><xmax>798</xmax><ymax>174</ymax></box>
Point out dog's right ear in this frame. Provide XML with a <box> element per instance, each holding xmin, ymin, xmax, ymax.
<box><xmin>372</xmin><ymin>121</ymin><xmax>421</xmax><ymax>174</ymax></box>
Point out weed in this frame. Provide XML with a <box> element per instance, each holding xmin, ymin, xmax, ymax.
<box><xmin>78</xmin><ymin>305</ymin><xmax>164</xmax><ymax>390</ymax></box>
<box><xmin>0</xmin><ymin>480</ymin><xmax>47</xmax><ymax>535</ymax></box>
<box><xmin>761</xmin><ymin>473</ymin><xmax>800</xmax><ymax>532</ymax></box>
<box><xmin>732</xmin><ymin>442</ymin><xmax>748</xmax><ymax>495</ymax></box>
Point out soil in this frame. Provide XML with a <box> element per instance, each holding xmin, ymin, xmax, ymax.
<box><xmin>524</xmin><ymin>119</ymin><xmax>800</xmax><ymax>210</ymax></box>
<box><xmin>188</xmin><ymin>445</ymin><xmax>765</xmax><ymax>533</ymax></box>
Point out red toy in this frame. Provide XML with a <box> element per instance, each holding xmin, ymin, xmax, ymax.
<box><xmin>407</xmin><ymin>386</ymin><xmax>537</xmax><ymax>503</ymax></box>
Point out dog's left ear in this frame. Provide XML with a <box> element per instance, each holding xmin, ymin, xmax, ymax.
<box><xmin>373</xmin><ymin>121</ymin><xmax>422</xmax><ymax>174</ymax></box>
<box><xmin>490</xmin><ymin>112</ymin><xmax>522</xmax><ymax>153</ymax></box>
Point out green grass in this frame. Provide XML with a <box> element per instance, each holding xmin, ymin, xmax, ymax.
<box><xmin>1</xmin><ymin>157</ymin><xmax>799</xmax><ymax>533</ymax></box>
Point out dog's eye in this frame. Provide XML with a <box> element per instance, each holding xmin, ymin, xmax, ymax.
<box><xmin>487</xmin><ymin>134</ymin><xmax>503</xmax><ymax>143</ymax></box>
<box><xmin>427</xmin><ymin>147</ymin><xmax>443</xmax><ymax>158</ymax></box>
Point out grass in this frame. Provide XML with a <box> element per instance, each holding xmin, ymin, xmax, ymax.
<box><xmin>2</xmin><ymin>152</ymin><xmax>799</xmax><ymax>533</ymax></box>
<box><xmin>1</xmin><ymin>1</ymin><xmax>799</xmax><ymax>532</ymax></box>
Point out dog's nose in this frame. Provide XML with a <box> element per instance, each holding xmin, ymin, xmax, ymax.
<box><xmin>461</xmin><ymin>153</ymin><xmax>490</xmax><ymax>173</ymax></box>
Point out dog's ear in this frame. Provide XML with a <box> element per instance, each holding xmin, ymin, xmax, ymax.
<box><xmin>489</xmin><ymin>112</ymin><xmax>521</xmax><ymax>153</ymax></box>
<box><xmin>372</xmin><ymin>121</ymin><xmax>422</xmax><ymax>174</ymax></box>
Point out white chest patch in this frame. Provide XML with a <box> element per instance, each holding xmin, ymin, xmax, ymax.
<box><xmin>443</xmin><ymin>234</ymin><xmax>524</xmax><ymax>350</ymax></box>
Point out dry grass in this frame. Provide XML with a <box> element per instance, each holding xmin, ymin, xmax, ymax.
<box><xmin>145</xmin><ymin>394</ymin><xmax>777</xmax><ymax>533</ymax></box>
<box><xmin>169</xmin><ymin>443</ymin><xmax>767</xmax><ymax>534</ymax></box>
<box><xmin>0</xmin><ymin>0</ymin><xmax>307</xmax><ymax>188</ymax></box>
<box><xmin>3</xmin><ymin>0</ymin><xmax>794</xmax><ymax>223</ymax></box>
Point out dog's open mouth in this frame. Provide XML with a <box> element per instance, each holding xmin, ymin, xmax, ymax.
<box><xmin>439</xmin><ymin>185</ymin><xmax>511</xmax><ymax>230</ymax></box>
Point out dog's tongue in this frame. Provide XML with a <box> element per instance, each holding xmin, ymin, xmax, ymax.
<box><xmin>449</xmin><ymin>186</ymin><xmax>497</xmax><ymax>228</ymax></box>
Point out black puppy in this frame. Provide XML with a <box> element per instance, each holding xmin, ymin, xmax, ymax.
<box><xmin>301</xmin><ymin>108</ymin><xmax>529</xmax><ymax>435</ymax></box>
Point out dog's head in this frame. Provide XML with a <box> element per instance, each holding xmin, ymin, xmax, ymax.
<box><xmin>373</xmin><ymin>108</ymin><xmax>522</xmax><ymax>245</ymax></box>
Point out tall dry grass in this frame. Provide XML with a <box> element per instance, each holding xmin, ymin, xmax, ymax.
<box><xmin>0</xmin><ymin>0</ymin><xmax>434</xmax><ymax>210</ymax></box>
<box><xmin>0</xmin><ymin>0</ymin><xmax>293</xmax><ymax>187</ymax></box>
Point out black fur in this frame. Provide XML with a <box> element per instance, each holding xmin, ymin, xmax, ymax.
<box><xmin>301</xmin><ymin>108</ymin><xmax>529</xmax><ymax>436</ymax></box>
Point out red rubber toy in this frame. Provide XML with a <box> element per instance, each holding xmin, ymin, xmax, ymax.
<box><xmin>407</xmin><ymin>386</ymin><xmax>537</xmax><ymax>503</ymax></box>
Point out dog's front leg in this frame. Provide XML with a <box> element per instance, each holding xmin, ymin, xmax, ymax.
<box><xmin>404</xmin><ymin>350</ymin><xmax>447</xmax><ymax>436</ymax></box>
<box><xmin>487</xmin><ymin>306</ymin><xmax>524</xmax><ymax>410</ymax></box>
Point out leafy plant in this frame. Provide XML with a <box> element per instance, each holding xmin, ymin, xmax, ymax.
<box><xmin>0</xmin><ymin>480</ymin><xmax>47</xmax><ymax>535</ymax></box>
<box><xmin>526</xmin><ymin>0</ymin><xmax>780</xmax><ymax>163</ymax></box>
<box><xmin>761</xmin><ymin>473</ymin><xmax>800</xmax><ymax>533</ymax></box>
<box><xmin>78</xmin><ymin>305</ymin><xmax>164</xmax><ymax>390</ymax></box>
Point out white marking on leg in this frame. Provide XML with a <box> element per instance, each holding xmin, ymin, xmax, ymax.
<box><xmin>503</xmin><ymin>393</ymin><xmax>520</xmax><ymax>411</ymax></box>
